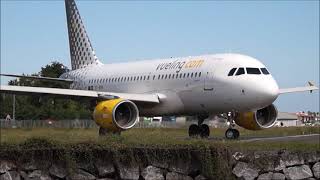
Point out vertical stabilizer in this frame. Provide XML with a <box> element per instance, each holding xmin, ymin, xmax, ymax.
<box><xmin>65</xmin><ymin>0</ymin><xmax>102</xmax><ymax>70</ymax></box>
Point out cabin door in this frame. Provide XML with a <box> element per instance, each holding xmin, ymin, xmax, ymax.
<box><xmin>204</xmin><ymin>71</ymin><xmax>214</xmax><ymax>91</ymax></box>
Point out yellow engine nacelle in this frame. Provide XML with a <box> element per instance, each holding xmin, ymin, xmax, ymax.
<box><xmin>93</xmin><ymin>99</ymin><xmax>139</xmax><ymax>132</ymax></box>
<box><xmin>234</xmin><ymin>104</ymin><xmax>278</xmax><ymax>130</ymax></box>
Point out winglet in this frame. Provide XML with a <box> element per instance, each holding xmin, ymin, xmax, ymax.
<box><xmin>308</xmin><ymin>81</ymin><xmax>315</xmax><ymax>93</ymax></box>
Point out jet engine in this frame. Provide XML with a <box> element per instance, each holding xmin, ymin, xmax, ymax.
<box><xmin>93</xmin><ymin>99</ymin><xmax>139</xmax><ymax>132</ymax></box>
<box><xmin>234</xmin><ymin>104</ymin><xmax>278</xmax><ymax>130</ymax></box>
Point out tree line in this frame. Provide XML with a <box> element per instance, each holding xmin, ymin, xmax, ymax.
<box><xmin>0</xmin><ymin>62</ymin><xmax>92</xmax><ymax>120</ymax></box>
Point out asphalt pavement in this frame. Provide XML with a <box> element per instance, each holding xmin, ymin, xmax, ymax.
<box><xmin>240</xmin><ymin>134</ymin><xmax>320</xmax><ymax>143</ymax></box>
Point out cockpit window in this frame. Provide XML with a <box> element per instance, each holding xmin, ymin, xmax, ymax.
<box><xmin>261</xmin><ymin>68</ymin><xmax>270</xmax><ymax>75</ymax></box>
<box><xmin>235</xmin><ymin>68</ymin><xmax>245</xmax><ymax>76</ymax></box>
<box><xmin>228</xmin><ymin>68</ymin><xmax>237</xmax><ymax>76</ymax></box>
<box><xmin>246</xmin><ymin>68</ymin><xmax>261</xmax><ymax>74</ymax></box>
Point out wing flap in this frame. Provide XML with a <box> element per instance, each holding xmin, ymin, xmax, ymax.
<box><xmin>0</xmin><ymin>85</ymin><xmax>160</xmax><ymax>103</ymax></box>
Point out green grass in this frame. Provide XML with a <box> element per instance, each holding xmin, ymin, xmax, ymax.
<box><xmin>0</xmin><ymin>127</ymin><xmax>319</xmax><ymax>151</ymax></box>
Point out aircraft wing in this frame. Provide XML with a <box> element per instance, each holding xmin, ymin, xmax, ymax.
<box><xmin>279</xmin><ymin>81</ymin><xmax>319</xmax><ymax>94</ymax></box>
<box><xmin>0</xmin><ymin>85</ymin><xmax>160</xmax><ymax>103</ymax></box>
<box><xmin>0</xmin><ymin>73</ymin><xmax>73</xmax><ymax>83</ymax></box>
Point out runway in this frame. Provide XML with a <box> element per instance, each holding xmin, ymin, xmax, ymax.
<box><xmin>240</xmin><ymin>134</ymin><xmax>320</xmax><ymax>143</ymax></box>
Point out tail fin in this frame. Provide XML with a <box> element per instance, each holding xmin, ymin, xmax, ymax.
<box><xmin>65</xmin><ymin>0</ymin><xmax>102</xmax><ymax>70</ymax></box>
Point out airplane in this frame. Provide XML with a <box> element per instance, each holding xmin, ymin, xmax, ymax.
<box><xmin>1</xmin><ymin>0</ymin><xmax>318</xmax><ymax>139</ymax></box>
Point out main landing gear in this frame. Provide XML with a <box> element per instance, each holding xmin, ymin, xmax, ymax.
<box><xmin>188</xmin><ymin>114</ymin><xmax>210</xmax><ymax>138</ymax></box>
<box><xmin>99</xmin><ymin>127</ymin><xmax>121</xmax><ymax>136</ymax></box>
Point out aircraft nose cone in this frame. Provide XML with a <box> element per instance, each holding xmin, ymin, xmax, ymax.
<box><xmin>259</xmin><ymin>78</ymin><xmax>279</xmax><ymax>102</ymax></box>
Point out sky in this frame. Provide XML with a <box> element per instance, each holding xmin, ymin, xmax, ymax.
<box><xmin>1</xmin><ymin>0</ymin><xmax>319</xmax><ymax>113</ymax></box>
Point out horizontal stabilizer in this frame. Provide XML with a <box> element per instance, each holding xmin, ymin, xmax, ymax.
<box><xmin>0</xmin><ymin>85</ymin><xmax>160</xmax><ymax>103</ymax></box>
<box><xmin>0</xmin><ymin>73</ymin><xmax>74</xmax><ymax>83</ymax></box>
<box><xmin>279</xmin><ymin>81</ymin><xmax>318</xmax><ymax>94</ymax></box>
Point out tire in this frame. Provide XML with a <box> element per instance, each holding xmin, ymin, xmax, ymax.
<box><xmin>225</xmin><ymin>128</ymin><xmax>235</xmax><ymax>139</ymax></box>
<box><xmin>199</xmin><ymin>124</ymin><xmax>210</xmax><ymax>138</ymax></box>
<box><xmin>99</xmin><ymin>127</ymin><xmax>108</xmax><ymax>136</ymax></box>
<box><xmin>99</xmin><ymin>127</ymin><xmax>121</xmax><ymax>136</ymax></box>
<box><xmin>233</xmin><ymin>129</ymin><xmax>240</xmax><ymax>139</ymax></box>
<box><xmin>189</xmin><ymin>124</ymin><xmax>199</xmax><ymax>137</ymax></box>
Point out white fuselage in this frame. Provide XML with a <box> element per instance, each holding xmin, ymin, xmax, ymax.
<box><xmin>61</xmin><ymin>53</ymin><xmax>279</xmax><ymax>116</ymax></box>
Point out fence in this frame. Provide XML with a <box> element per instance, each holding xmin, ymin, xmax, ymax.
<box><xmin>0</xmin><ymin>119</ymin><xmax>98</xmax><ymax>129</ymax></box>
<box><xmin>0</xmin><ymin>119</ymin><xmax>204</xmax><ymax>129</ymax></box>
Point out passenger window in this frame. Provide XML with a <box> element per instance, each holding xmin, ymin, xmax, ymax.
<box><xmin>168</xmin><ymin>74</ymin><xmax>171</xmax><ymax>79</ymax></box>
<box><xmin>191</xmin><ymin>73</ymin><xmax>193</xmax><ymax>78</ymax></box>
<box><xmin>180</xmin><ymin>74</ymin><xmax>182</xmax><ymax>78</ymax></box>
<box><xmin>199</xmin><ymin>72</ymin><xmax>201</xmax><ymax>77</ymax></box>
<box><xmin>261</xmin><ymin>68</ymin><xmax>270</xmax><ymax>75</ymax></box>
<box><xmin>246</xmin><ymin>68</ymin><xmax>261</xmax><ymax>74</ymax></box>
<box><xmin>235</xmin><ymin>68</ymin><xmax>245</xmax><ymax>76</ymax></box>
<box><xmin>228</xmin><ymin>68</ymin><xmax>237</xmax><ymax>76</ymax></box>
<box><xmin>183</xmin><ymin>73</ymin><xmax>186</xmax><ymax>78</ymax></box>
<box><xmin>176</xmin><ymin>74</ymin><xmax>179</xmax><ymax>78</ymax></box>
<box><xmin>158</xmin><ymin>75</ymin><xmax>160</xmax><ymax>79</ymax></box>
<box><xmin>187</xmin><ymin>73</ymin><xmax>190</xmax><ymax>78</ymax></box>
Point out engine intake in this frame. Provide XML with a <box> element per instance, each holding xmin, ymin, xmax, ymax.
<box><xmin>235</xmin><ymin>104</ymin><xmax>278</xmax><ymax>130</ymax></box>
<box><xmin>93</xmin><ymin>99</ymin><xmax>139</xmax><ymax>131</ymax></box>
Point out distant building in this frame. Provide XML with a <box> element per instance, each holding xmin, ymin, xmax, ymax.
<box><xmin>297</xmin><ymin>111</ymin><xmax>320</xmax><ymax>123</ymax></box>
<box><xmin>276</xmin><ymin>112</ymin><xmax>301</xmax><ymax>127</ymax></box>
<box><xmin>175</xmin><ymin>117</ymin><xmax>186</xmax><ymax>125</ymax></box>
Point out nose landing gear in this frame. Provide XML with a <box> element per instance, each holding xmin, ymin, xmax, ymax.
<box><xmin>225</xmin><ymin>112</ymin><xmax>240</xmax><ymax>139</ymax></box>
<box><xmin>188</xmin><ymin>114</ymin><xmax>210</xmax><ymax>138</ymax></box>
<box><xmin>225</xmin><ymin>128</ymin><xmax>239</xmax><ymax>139</ymax></box>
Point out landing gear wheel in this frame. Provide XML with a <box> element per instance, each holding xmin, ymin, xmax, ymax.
<box><xmin>225</xmin><ymin>129</ymin><xmax>240</xmax><ymax>139</ymax></box>
<box><xmin>99</xmin><ymin>127</ymin><xmax>121</xmax><ymax>136</ymax></box>
<box><xmin>189</xmin><ymin>124</ymin><xmax>199</xmax><ymax>137</ymax></box>
<box><xmin>199</xmin><ymin>124</ymin><xmax>210</xmax><ymax>138</ymax></box>
<box><xmin>99</xmin><ymin>127</ymin><xmax>108</xmax><ymax>136</ymax></box>
<box><xmin>234</xmin><ymin>129</ymin><xmax>240</xmax><ymax>139</ymax></box>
